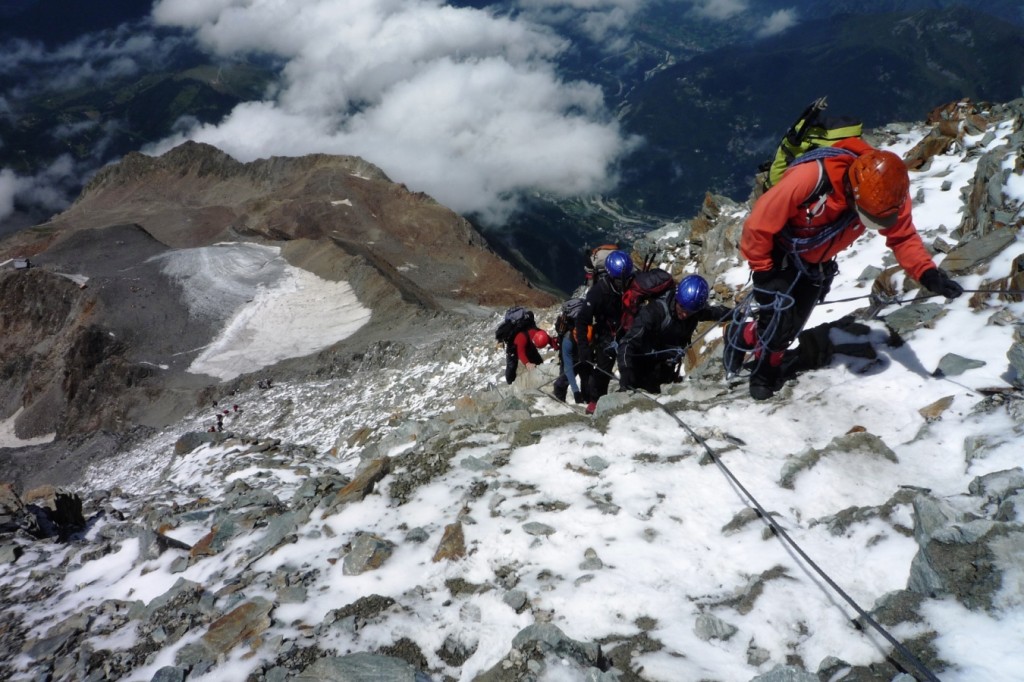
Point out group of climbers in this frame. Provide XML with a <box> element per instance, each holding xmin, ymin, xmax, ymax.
<box><xmin>499</xmin><ymin>246</ymin><xmax>735</xmax><ymax>413</ymax></box>
<box><xmin>495</xmin><ymin>102</ymin><xmax>964</xmax><ymax>406</ymax></box>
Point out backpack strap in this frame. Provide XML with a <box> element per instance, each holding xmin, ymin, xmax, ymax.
<box><xmin>657</xmin><ymin>296</ymin><xmax>674</xmax><ymax>331</ymax></box>
<box><xmin>788</xmin><ymin>146</ymin><xmax>858</xmax><ymax>206</ymax></box>
<box><xmin>777</xmin><ymin>147</ymin><xmax>860</xmax><ymax>259</ymax></box>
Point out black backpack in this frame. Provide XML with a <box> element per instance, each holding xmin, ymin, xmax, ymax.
<box><xmin>554</xmin><ymin>297</ymin><xmax>585</xmax><ymax>337</ymax></box>
<box><xmin>495</xmin><ymin>306</ymin><xmax>536</xmax><ymax>343</ymax></box>
<box><xmin>620</xmin><ymin>268</ymin><xmax>675</xmax><ymax>334</ymax></box>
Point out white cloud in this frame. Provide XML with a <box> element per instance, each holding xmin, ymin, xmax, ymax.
<box><xmin>149</xmin><ymin>0</ymin><xmax>638</xmax><ymax>223</ymax></box>
<box><xmin>0</xmin><ymin>155</ymin><xmax>82</xmax><ymax>224</ymax></box>
<box><xmin>0</xmin><ymin>168</ymin><xmax>20</xmax><ymax>221</ymax></box>
<box><xmin>756</xmin><ymin>8</ymin><xmax>799</xmax><ymax>38</ymax></box>
<box><xmin>0</xmin><ymin>27</ymin><xmax>180</xmax><ymax>97</ymax></box>
<box><xmin>515</xmin><ymin>0</ymin><xmax>643</xmax><ymax>43</ymax></box>
<box><xmin>686</xmin><ymin>0</ymin><xmax>749</xmax><ymax>21</ymax></box>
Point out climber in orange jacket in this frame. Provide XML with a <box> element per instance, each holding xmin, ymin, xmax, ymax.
<box><xmin>732</xmin><ymin>137</ymin><xmax>963</xmax><ymax>400</ymax></box>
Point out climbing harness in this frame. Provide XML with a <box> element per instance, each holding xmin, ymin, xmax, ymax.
<box><xmin>722</xmin><ymin>278</ymin><xmax>799</xmax><ymax>380</ymax></box>
<box><xmin>722</xmin><ymin>271</ymin><xmax>1024</xmax><ymax>377</ymax></box>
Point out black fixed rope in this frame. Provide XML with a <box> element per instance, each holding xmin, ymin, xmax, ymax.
<box><xmin>582</xmin><ymin>357</ymin><xmax>942</xmax><ymax>681</ymax></box>
<box><xmin>821</xmin><ymin>287</ymin><xmax>1024</xmax><ymax>305</ymax></box>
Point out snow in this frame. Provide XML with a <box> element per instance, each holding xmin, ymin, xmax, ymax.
<box><xmin>0</xmin><ymin>407</ymin><xmax>55</xmax><ymax>448</ymax></box>
<box><xmin>154</xmin><ymin>242</ymin><xmax>372</xmax><ymax>382</ymax></box>
<box><xmin>4</xmin><ymin>118</ymin><xmax>1024</xmax><ymax>681</ymax></box>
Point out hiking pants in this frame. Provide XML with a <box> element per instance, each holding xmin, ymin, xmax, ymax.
<box><xmin>585</xmin><ymin>336</ymin><xmax>616</xmax><ymax>399</ymax></box>
<box><xmin>504</xmin><ymin>346</ymin><xmax>519</xmax><ymax>384</ymax></box>
<box><xmin>755</xmin><ymin>259</ymin><xmax>834</xmax><ymax>353</ymax></box>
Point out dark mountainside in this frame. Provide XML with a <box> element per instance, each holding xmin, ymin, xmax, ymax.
<box><xmin>0</xmin><ymin>142</ymin><xmax>554</xmax><ymax>489</ymax></box>
<box><xmin>617</xmin><ymin>7</ymin><xmax>1024</xmax><ymax>214</ymax></box>
<box><xmin>490</xmin><ymin>6</ymin><xmax>1024</xmax><ymax>292</ymax></box>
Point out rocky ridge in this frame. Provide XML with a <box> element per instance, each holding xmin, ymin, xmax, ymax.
<box><xmin>0</xmin><ymin>98</ymin><xmax>1023</xmax><ymax>681</ymax></box>
<box><xmin>0</xmin><ymin>142</ymin><xmax>554</xmax><ymax>483</ymax></box>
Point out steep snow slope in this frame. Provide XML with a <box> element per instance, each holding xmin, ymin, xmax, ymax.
<box><xmin>1</xmin><ymin>103</ymin><xmax>1023</xmax><ymax>682</ymax></box>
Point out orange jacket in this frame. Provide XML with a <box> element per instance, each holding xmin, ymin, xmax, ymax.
<box><xmin>740</xmin><ymin>138</ymin><xmax>935</xmax><ymax>281</ymax></box>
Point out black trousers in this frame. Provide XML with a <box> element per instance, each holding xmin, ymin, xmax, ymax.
<box><xmin>755</xmin><ymin>261</ymin><xmax>834</xmax><ymax>353</ymax></box>
<box><xmin>585</xmin><ymin>337</ymin><xmax>616</xmax><ymax>400</ymax></box>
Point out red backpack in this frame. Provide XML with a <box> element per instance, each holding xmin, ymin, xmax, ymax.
<box><xmin>620</xmin><ymin>268</ymin><xmax>675</xmax><ymax>334</ymax></box>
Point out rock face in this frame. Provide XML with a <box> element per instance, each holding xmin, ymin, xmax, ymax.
<box><xmin>0</xmin><ymin>143</ymin><xmax>554</xmax><ymax>481</ymax></box>
<box><xmin>13</xmin><ymin>141</ymin><xmax>553</xmax><ymax>310</ymax></box>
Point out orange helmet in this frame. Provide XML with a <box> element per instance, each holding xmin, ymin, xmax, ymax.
<box><xmin>847</xmin><ymin>150</ymin><xmax>909</xmax><ymax>228</ymax></box>
<box><xmin>530</xmin><ymin>329</ymin><xmax>550</xmax><ymax>348</ymax></box>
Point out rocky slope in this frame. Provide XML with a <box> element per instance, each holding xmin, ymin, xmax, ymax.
<box><xmin>0</xmin><ymin>98</ymin><xmax>1022</xmax><ymax>681</ymax></box>
<box><xmin>0</xmin><ymin>143</ymin><xmax>554</xmax><ymax>485</ymax></box>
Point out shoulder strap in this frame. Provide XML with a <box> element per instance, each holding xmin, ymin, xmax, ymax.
<box><xmin>658</xmin><ymin>297</ymin><xmax>673</xmax><ymax>331</ymax></box>
<box><xmin>789</xmin><ymin>147</ymin><xmax>857</xmax><ymax>207</ymax></box>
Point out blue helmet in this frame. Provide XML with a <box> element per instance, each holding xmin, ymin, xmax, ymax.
<box><xmin>604</xmin><ymin>250</ymin><xmax>633</xmax><ymax>279</ymax></box>
<box><xmin>675</xmin><ymin>274</ymin><xmax>710</xmax><ymax>312</ymax></box>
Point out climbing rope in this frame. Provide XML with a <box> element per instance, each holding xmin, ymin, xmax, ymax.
<box><xmin>608</xmin><ymin>377</ymin><xmax>943</xmax><ymax>682</ymax></box>
<box><xmin>721</xmin><ymin>281</ymin><xmax>799</xmax><ymax>379</ymax></box>
<box><xmin>821</xmin><ymin>287</ymin><xmax>1024</xmax><ymax>306</ymax></box>
<box><xmin>575</xmin><ymin>317</ymin><xmax>946</xmax><ymax>680</ymax></box>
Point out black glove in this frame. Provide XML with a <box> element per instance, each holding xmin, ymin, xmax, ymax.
<box><xmin>919</xmin><ymin>268</ymin><xmax>963</xmax><ymax>299</ymax></box>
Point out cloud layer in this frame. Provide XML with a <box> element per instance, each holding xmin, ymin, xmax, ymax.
<box><xmin>148</xmin><ymin>0</ymin><xmax>639</xmax><ymax>222</ymax></box>
<box><xmin>0</xmin><ymin>1</ymin><xmax>800</xmax><ymax>228</ymax></box>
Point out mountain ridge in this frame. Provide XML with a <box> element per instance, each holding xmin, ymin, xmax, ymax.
<box><xmin>0</xmin><ymin>141</ymin><xmax>554</xmax><ymax>482</ymax></box>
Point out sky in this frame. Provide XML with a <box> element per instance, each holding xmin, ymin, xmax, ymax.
<box><xmin>2</xmin><ymin>107</ymin><xmax>1022</xmax><ymax>680</ymax></box>
<box><xmin>0</xmin><ymin>0</ymin><xmax>800</xmax><ymax>229</ymax></box>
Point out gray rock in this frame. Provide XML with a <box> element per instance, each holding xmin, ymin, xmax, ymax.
<box><xmin>404</xmin><ymin>527</ymin><xmax>429</xmax><ymax>543</ymax></box>
<box><xmin>748</xmin><ymin>664</ymin><xmax>818</xmax><ymax>682</ymax></box>
<box><xmin>934</xmin><ymin>353</ymin><xmax>986</xmax><ymax>377</ymax></box>
<box><xmin>511</xmin><ymin>623</ymin><xmax>602</xmax><ymax>666</ymax></box>
<box><xmin>1007</xmin><ymin>342</ymin><xmax>1024</xmax><ymax>386</ymax></box>
<box><xmin>857</xmin><ymin>265</ymin><xmax>883</xmax><ymax>282</ymax></box>
<box><xmin>882</xmin><ymin>303</ymin><xmax>946</xmax><ymax>336</ymax></box>
<box><xmin>294</xmin><ymin>652</ymin><xmax>421</xmax><ymax>681</ymax></box>
<box><xmin>908</xmin><ymin>493</ymin><xmax>1024</xmax><ymax>611</ymax></box>
<box><xmin>941</xmin><ymin>228</ymin><xmax>1017</xmax><ymax>273</ymax></box>
<box><xmin>579</xmin><ymin>547</ymin><xmax>603</xmax><ymax>570</ymax></box>
<box><xmin>968</xmin><ymin>468</ymin><xmax>1024</xmax><ymax>503</ymax></box>
<box><xmin>779</xmin><ymin>431</ymin><xmax>898</xmax><ymax>489</ymax></box>
<box><xmin>150</xmin><ymin>666</ymin><xmax>186</xmax><ymax>682</ymax></box>
<box><xmin>522</xmin><ymin>522</ymin><xmax>556</xmax><ymax>537</ymax></box>
<box><xmin>694</xmin><ymin>613</ymin><xmax>738</xmax><ymax>641</ymax></box>
<box><xmin>460</xmin><ymin>455</ymin><xmax>497</xmax><ymax>472</ymax></box>
<box><xmin>503</xmin><ymin>589</ymin><xmax>528</xmax><ymax>612</ymax></box>
<box><xmin>343</xmin><ymin>532</ymin><xmax>395</xmax><ymax>575</ymax></box>
<box><xmin>246</xmin><ymin>510</ymin><xmax>305</xmax><ymax>561</ymax></box>
<box><xmin>173</xmin><ymin>432</ymin><xmax>218</xmax><ymax>455</ymax></box>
